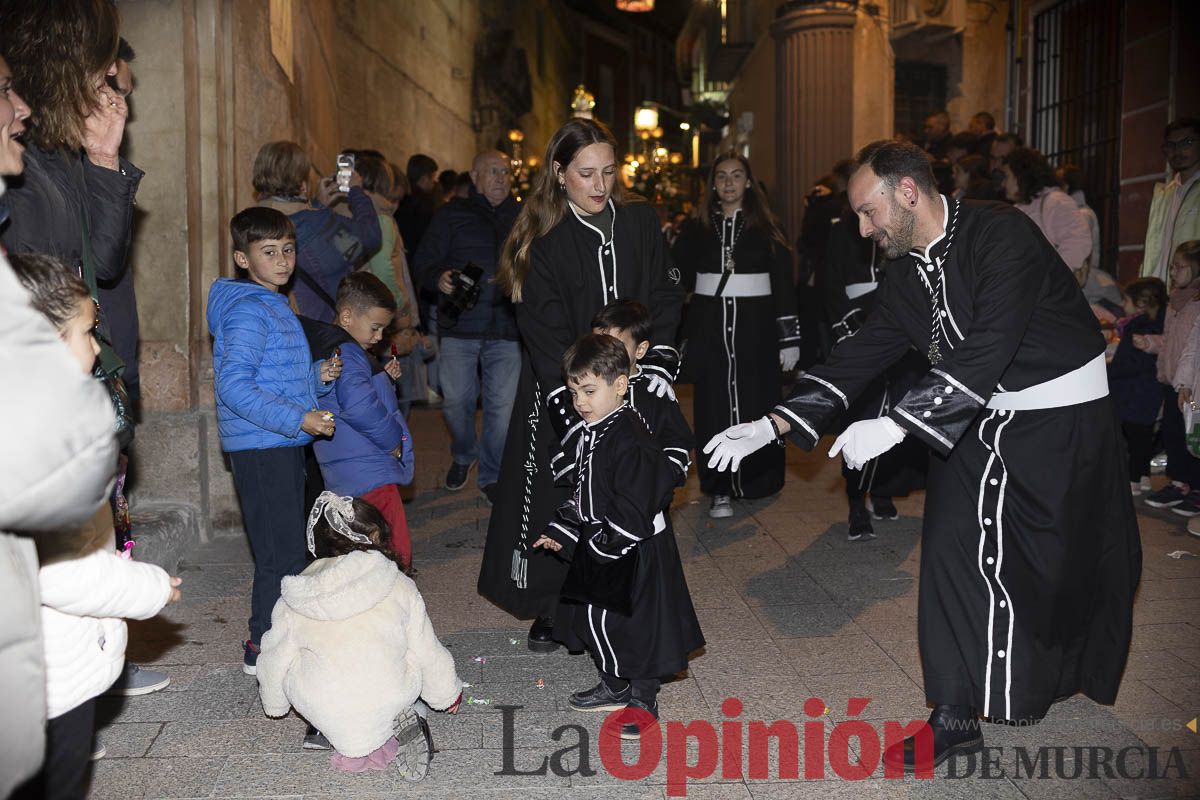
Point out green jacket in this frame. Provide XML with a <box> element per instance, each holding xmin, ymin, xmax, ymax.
<box><xmin>1140</xmin><ymin>175</ymin><xmax>1200</xmax><ymax>280</ymax></box>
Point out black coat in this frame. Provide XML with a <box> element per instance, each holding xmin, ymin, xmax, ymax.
<box><xmin>0</xmin><ymin>145</ymin><xmax>143</xmax><ymax>363</ymax></box>
<box><xmin>1108</xmin><ymin>311</ymin><xmax>1164</xmax><ymax>425</ymax></box>
<box><xmin>411</xmin><ymin>188</ymin><xmax>519</xmax><ymax>340</ymax></box>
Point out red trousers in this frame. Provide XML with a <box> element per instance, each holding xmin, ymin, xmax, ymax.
<box><xmin>360</xmin><ymin>483</ymin><xmax>412</xmax><ymax>569</ymax></box>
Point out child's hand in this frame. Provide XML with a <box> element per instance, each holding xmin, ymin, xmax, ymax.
<box><xmin>447</xmin><ymin>692</ymin><xmax>463</xmax><ymax>715</ymax></box>
<box><xmin>302</xmin><ymin>410</ymin><xmax>336</xmax><ymax>437</ymax></box>
<box><xmin>320</xmin><ymin>355</ymin><xmax>343</xmax><ymax>383</ymax></box>
<box><xmin>1132</xmin><ymin>334</ymin><xmax>1149</xmax><ymax>351</ymax></box>
<box><xmin>532</xmin><ymin>535</ymin><xmax>562</xmax><ymax>552</ymax></box>
<box><xmin>1180</xmin><ymin>388</ymin><xmax>1193</xmax><ymax>411</ymax></box>
<box><xmin>384</xmin><ymin>358</ymin><xmax>403</xmax><ymax>381</ymax></box>
<box><xmin>167</xmin><ymin>576</ymin><xmax>183</xmax><ymax>604</ymax></box>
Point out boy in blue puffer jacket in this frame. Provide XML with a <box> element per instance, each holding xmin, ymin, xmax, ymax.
<box><xmin>207</xmin><ymin>207</ymin><xmax>342</xmax><ymax>674</ymax></box>
<box><xmin>309</xmin><ymin>272</ymin><xmax>415</xmax><ymax>571</ymax></box>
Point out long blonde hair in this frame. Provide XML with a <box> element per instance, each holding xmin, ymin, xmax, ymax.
<box><xmin>497</xmin><ymin>118</ymin><xmax>628</xmax><ymax>302</ymax></box>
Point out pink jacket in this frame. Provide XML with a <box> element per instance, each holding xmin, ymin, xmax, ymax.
<box><xmin>1016</xmin><ymin>187</ymin><xmax>1093</xmax><ymax>271</ymax></box>
<box><xmin>1147</xmin><ymin>282</ymin><xmax>1200</xmax><ymax>385</ymax></box>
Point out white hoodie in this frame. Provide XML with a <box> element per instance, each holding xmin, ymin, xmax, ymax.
<box><xmin>256</xmin><ymin>550</ymin><xmax>462</xmax><ymax>757</ymax></box>
<box><xmin>37</xmin><ymin>508</ymin><xmax>173</xmax><ymax>719</ymax></box>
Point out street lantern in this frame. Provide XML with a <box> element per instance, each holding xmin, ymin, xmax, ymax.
<box><xmin>616</xmin><ymin>0</ymin><xmax>654</xmax><ymax>11</ymax></box>
<box><xmin>634</xmin><ymin>105</ymin><xmax>659</xmax><ymax>134</ymax></box>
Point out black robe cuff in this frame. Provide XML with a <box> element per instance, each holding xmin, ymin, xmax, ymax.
<box><xmin>641</xmin><ymin>344</ymin><xmax>681</xmax><ymax>382</ymax></box>
<box><xmin>889</xmin><ymin>368</ymin><xmax>986</xmax><ymax>456</ymax></box>
<box><xmin>773</xmin><ymin>373</ymin><xmax>850</xmax><ymax>450</ymax></box>
<box><xmin>830</xmin><ymin>309</ymin><xmax>863</xmax><ymax>344</ymax></box>
<box><xmin>776</xmin><ymin>315</ymin><xmax>801</xmax><ymax>346</ymax></box>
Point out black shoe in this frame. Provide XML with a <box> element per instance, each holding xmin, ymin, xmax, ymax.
<box><xmin>527</xmin><ymin>616</ymin><xmax>560</xmax><ymax>653</ymax></box>
<box><xmin>444</xmin><ymin>460</ymin><xmax>476</xmax><ymax>491</ymax></box>
<box><xmin>847</xmin><ymin>500</ymin><xmax>876</xmax><ymax>541</ymax></box>
<box><xmin>1145</xmin><ymin>483</ymin><xmax>1188</xmax><ymax>508</ymax></box>
<box><xmin>568</xmin><ymin>680</ymin><xmax>632</xmax><ymax>712</ymax></box>
<box><xmin>881</xmin><ymin>704</ymin><xmax>983</xmax><ymax>773</ymax></box>
<box><xmin>619</xmin><ymin>697</ymin><xmax>660</xmax><ymax>740</ymax></box>
<box><xmin>870</xmin><ymin>496</ymin><xmax>898</xmax><ymax>520</ymax></box>
<box><xmin>302</xmin><ymin>724</ymin><xmax>331</xmax><ymax>750</ymax></box>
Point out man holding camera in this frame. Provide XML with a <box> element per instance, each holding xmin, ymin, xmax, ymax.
<box><xmin>413</xmin><ymin>150</ymin><xmax>521</xmax><ymax>499</ymax></box>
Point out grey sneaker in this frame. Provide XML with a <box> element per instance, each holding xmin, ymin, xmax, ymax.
<box><xmin>393</xmin><ymin>707</ymin><xmax>433</xmax><ymax>781</ymax></box>
<box><xmin>708</xmin><ymin>495</ymin><xmax>733</xmax><ymax>519</ymax></box>
<box><xmin>104</xmin><ymin>662</ymin><xmax>170</xmax><ymax>696</ymax></box>
<box><xmin>90</xmin><ymin>737</ymin><xmax>106</xmax><ymax>761</ymax></box>
<box><xmin>302</xmin><ymin>724</ymin><xmax>332</xmax><ymax>750</ymax></box>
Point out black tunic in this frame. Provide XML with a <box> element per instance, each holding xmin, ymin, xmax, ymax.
<box><xmin>776</xmin><ymin>197</ymin><xmax>1141</xmax><ymax>722</ymax></box>
<box><xmin>673</xmin><ymin>212</ymin><xmax>799</xmax><ymax>498</ymax></box>
<box><xmin>824</xmin><ymin>216</ymin><xmax>928</xmax><ymax>499</ymax></box>
<box><xmin>544</xmin><ymin>406</ymin><xmax>705</xmax><ymax>678</ymax></box>
<box><xmin>477</xmin><ymin>201</ymin><xmax>684</xmax><ymax>618</ymax></box>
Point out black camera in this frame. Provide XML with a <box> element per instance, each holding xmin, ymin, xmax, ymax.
<box><xmin>439</xmin><ymin>262</ymin><xmax>484</xmax><ymax>324</ymax></box>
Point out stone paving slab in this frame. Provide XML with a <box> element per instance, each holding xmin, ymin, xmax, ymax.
<box><xmin>88</xmin><ymin>401</ymin><xmax>1200</xmax><ymax>799</ymax></box>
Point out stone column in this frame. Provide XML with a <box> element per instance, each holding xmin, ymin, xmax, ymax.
<box><xmin>771</xmin><ymin>1</ymin><xmax>858</xmax><ymax>240</ymax></box>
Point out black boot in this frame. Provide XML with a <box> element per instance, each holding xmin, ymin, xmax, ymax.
<box><xmin>882</xmin><ymin>704</ymin><xmax>983</xmax><ymax>773</ymax></box>
<box><xmin>527</xmin><ymin>616</ymin><xmax>560</xmax><ymax>653</ymax></box>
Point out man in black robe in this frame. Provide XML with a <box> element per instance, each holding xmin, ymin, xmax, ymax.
<box><xmin>704</xmin><ymin>140</ymin><xmax>1141</xmax><ymax>772</ymax></box>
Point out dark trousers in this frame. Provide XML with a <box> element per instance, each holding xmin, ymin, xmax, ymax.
<box><xmin>14</xmin><ymin>699</ymin><xmax>95</xmax><ymax>800</ymax></box>
<box><xmin>1160</xmin><ymin>386</ymin><xmax>1200</xmax><ymax>488</ymax></box>
<box><xmin>601</xmin><ymin>672</ymin><xmax>661</xmax><ymax>704</ymax></box>
<box><xmin>229</xmin><ymin>446</ymin><xmax>308</xmax><ymax>645</ymax></box>
<box><xmin>1121</xmin><ymin>420</ymin><xmax>1156</xmax><ymax>481</ymax></box>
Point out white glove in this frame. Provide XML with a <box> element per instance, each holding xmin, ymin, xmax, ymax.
<box><xmin>829</xmin><ymin>417</ymin><xmax>906</xmax><ymax>471</ymax></box>
<box><xmin>703</xmin><ymin>416</ymin><xmax>776</xmax><ymax>472</ymax></box>
<box><xmin>645</xmin><ymin>373</ymin><xmax>676</xmax><ymax>401</ymax></box>
<box><xmin>779</xmin><ymin>346</ymin><xmax>800</xmax><ymax>371</ymax></box>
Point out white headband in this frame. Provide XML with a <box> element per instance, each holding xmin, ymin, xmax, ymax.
<box><xmin>306</xmin><ymin>491</ymin><xmax>372</xmax><ymax>556</ymax></box>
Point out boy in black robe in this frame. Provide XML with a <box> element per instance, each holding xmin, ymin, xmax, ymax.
<box><xmin>551</xmin><ymin>299</ymin><xmax>693</xmax><ymax>487</ymax></box>
<box><xmin>534</xmin><ymin>334</ymin><xmax>704</xmax><ymax>740</ymax></box>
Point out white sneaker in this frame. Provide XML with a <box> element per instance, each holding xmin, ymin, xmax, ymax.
<box><xmin>1140</xmin><ymin>476</ymin><xmax>1153</xmax><ymax>493</ymax></box>
<box><xmin>709</xmin><ymin>495</ymin><xmax>733</xmax><ymax>519</ymax></box>
<box><xmin>1131</xmin><ymin>481</ymin><xmax>1143</xmax><ymax>496</ymax></box>
<box><xmin>1189</xmin><ymin>515</ymin><xmax>1200</xmax><ymax>539</ymax></box>
<box><xmin>90</xmin><ymin>737</ymin><xmax>106</xmax><ymax>761</ymax></box>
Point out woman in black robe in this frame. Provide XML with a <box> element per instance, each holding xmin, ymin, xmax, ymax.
<box><xmin>478</xmin><ymin>118</ymin><xmax>683</xmax><ymax>650</ymax></box>
<box><xmin>672</xmin><ymin>152</ymin><xmax>799</xmax><ymax>519</ymax></box>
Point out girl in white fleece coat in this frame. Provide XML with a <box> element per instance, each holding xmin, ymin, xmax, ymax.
<box><xmin>9</xmin><ymin>252</ymin><xmax>180</xmax><ymax>800</ymax></box>
<box><xmin>256</xmin><ymin>493</ymin><xmax>462</xmax><ymax>778</ymax></box>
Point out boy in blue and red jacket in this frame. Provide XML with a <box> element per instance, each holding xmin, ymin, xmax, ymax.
<box><xmin>310</xmin><ymin>272</ymin><xmax>415</xmax><ymax>569</ymax></box>
<box><xmin>207</xmin><ymin>207</ymin><xmax>342</xmax><ymax>674</ymax></box>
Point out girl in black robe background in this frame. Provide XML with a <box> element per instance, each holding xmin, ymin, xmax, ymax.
<box><xmin>672</xmin><ymin>152</ymin><xmax>799</xmax><ymax>519</ymax></box>
<box><xmin>479</xmin><ymin>119</ymin><xmax>683</xmax><ymax>650</ymax></box>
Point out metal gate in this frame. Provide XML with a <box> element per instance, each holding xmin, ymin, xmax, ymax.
<box><xmin>1031</xmin><ymin>0</ymin><xmax>1123</xmax><ymax>272</ymax></box>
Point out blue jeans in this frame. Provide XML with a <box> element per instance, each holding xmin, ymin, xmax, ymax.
<box><xmin>438</xmin><ymin>336</ymin><xmax>521</xmax><ymax>487</ymax></box>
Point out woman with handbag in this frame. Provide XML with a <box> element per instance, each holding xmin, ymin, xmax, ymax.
<box><xmin>253</xmin><ymin>141</ymin><xmax>382</xmax><ymax>323</ymax></box>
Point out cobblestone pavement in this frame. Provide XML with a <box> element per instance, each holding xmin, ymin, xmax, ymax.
<box><xmin>95</xmin><ymin>393</ymin><xmax>1200</xmax><ymax>799</ymax></box>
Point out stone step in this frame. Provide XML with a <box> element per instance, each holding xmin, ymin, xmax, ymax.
<box><xmin>126</xmin><ymin>501</ymin><xmax>199</xmax><ymax>574</ymax></box>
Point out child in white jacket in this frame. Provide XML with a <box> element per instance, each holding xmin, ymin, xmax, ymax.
<box><xmin>257</xmin><ymin>492</ymin><xmax>462</xmax><ymax>779</ymax></box>
<box><xmin>9</xmin><ymin>253</ymin><xmax>181</xmax><ymax>800</ymax></box>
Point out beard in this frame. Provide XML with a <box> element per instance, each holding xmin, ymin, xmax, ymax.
<box><xmin>876</xmin><ymin>196</ymin><xmax>916</xmax><ymax>258</ymax></box>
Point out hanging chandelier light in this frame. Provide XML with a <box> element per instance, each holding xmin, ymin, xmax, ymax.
<box><xmin>616</xmin><ymin>0</ymin><xmax>654</xmax><ymax>11</ymax></box>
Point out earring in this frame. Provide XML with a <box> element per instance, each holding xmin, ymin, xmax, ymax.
<box><xmin>910</xmin><ymin>199</ymin><xmax>917</xmax><ymax>206</ymax></box>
